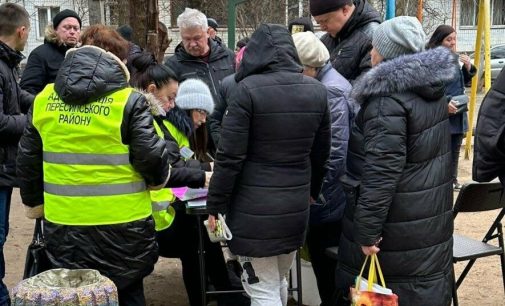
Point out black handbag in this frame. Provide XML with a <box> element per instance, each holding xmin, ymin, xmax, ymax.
<box><xmin>452</xmin><ymin>94</ymin><xmax>469</xmax><ymax>114</ymax></box>
<box><xmin>23</xmin><ymin>218</ymin><xmax>51</xmax><ymax>279</ymax></box>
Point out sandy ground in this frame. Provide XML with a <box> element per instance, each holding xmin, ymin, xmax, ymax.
<box><xmin>3</xmin><ymin>156</ymin><xmax>504</xmax><ymax>306</ymax></box>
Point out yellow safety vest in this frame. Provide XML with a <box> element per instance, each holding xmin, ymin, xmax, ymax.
<box><xmin>32</xmin><ymin>84</ymin><xmax>152</xmax><ymax>226</ymax></box>
<box><xmin>164</xmin><ymin>120</ymin><xmax>190</xmax><ymax>149</ymax></box>
<box><xmin>151</xmin><ymin>120</ymin><xmax>176</xmax><ymax>231</ymax></box>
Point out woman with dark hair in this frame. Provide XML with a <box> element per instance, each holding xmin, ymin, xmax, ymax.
<box><xmin>428</xmin><ymin>25</ymin><xmax>477</xmax><ymax>189</ymax></box>
<box><xmin>130</xmin><ymin>53</ymin><xmax>210</xmax><ymax>233</ymax></box>
<box><xmin>131</xmin><ymin>62</ymin><xmax>233</xmax><ymax>304</ymax></box>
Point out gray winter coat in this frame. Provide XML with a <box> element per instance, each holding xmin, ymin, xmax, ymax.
<box><xmin>310</xmin><ymin>63</ymin><xmax>353</xmax><ymax>225</ymax></box>
<box><xmin>336</xmin><ymin>47</ymin><xmax>457</xmax><ymax>306</ymax></box>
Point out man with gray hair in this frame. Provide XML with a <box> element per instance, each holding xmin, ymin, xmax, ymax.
<box><xmin>165</xmin><ymin>7</ymin><xmax>235</xmax><ymax>149</ymax></box>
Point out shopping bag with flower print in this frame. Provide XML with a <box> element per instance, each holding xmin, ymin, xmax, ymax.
<box><xmin>350</xmin><ymin>254</ymin><xmax>399</xmax><ymax>306</ymax></box>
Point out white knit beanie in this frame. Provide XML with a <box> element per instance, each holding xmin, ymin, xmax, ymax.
<box><xmin>175</xmin><ymin>79</ymin><xmax>215</xmax><ymax>114</ymax></box>
<box><xmin>373</xmin><ymin>16</ymin><xmax>426</xmax><ymax>60</ymax></box>
<box><xmin>292</xmin><ymin>31</ymin><xmax>329</xmax><ymax>68</ymax></box>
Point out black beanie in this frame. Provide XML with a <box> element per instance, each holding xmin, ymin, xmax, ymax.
<box><xmin>288</xmin><ymin>17</ymin><xmax>314</xmax><ymax>34</ymax></box>
<box><xmin>53</xmin><ymin>9</ymin><xmax>82</xmax><ymax>29</ymax></box>
<box><xmin>427</xmin><ymin>25</ymin><xmax>455</xmax><ymax>49</ymax></box>
<box><xmin>310</xmin><ymin>0</ymin><xmax>353</xmax><ymax>16</ymax></box>
<box><xmin>207</xmin><ymin>18</ymin><xmax>218</xmax><ymax>30</ymax></box>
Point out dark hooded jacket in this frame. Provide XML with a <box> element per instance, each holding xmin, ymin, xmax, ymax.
<box><xmin>336</xmin><ymin>47</ymin><xmax>457</xmax><ymax>306</ymax></box>
<box><xmin>473</xmin><ymin>67</ymin><xmax>505</xmax><ymax>183</ymax></box>
<box><xmin>16</xmin><ymin>45</ymin><xmax>170</xmax><ymax>289</ymax></box>
<box><xmin>320</xmin><ymin>0</ymin><xmax>381</xmax><ymax>81</ymax></box>
<box><xmin>206</xmin><ymin>24</ymin><xmax>331</xmax><ymax>257</ymax></box>
<box><xmin>0</xmin><ymin>41</ymin><xmax>33</xmax><ymax>188</ymax></box>
<box><xmin>311</xmin><ymin>63</ymin><xmax>353</xmax><ymax>225</ymax></box>
<box><xmin>20</xmin><ymin>31</ymin><xmax>74</xmax><ymax>94</ymax></box>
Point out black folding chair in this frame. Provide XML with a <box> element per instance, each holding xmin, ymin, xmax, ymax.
<box><xmin>452</xmin><ymin>182</ymin><xmax>505</xmax><ymax>306</ymax></box>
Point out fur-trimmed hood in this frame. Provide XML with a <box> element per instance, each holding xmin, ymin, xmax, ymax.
<box><xmin>136</xmin><ymin>89</ymin><xmax>166</xmax><ymax>117</ymax></box>
<box><xmin>352</xmin><ymin>47</ymin><xmax>458</xmax><ymax>102</ymax></box>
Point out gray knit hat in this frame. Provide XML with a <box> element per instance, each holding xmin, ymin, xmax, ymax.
<box><xmin>373</xmin><ymin>16</ymin><xmax>426</xmax><ymax>60</ymax></box>
<box><xmin>175</xmin><ymin>79</ymin><xmax>214</xmax><ymax>114</ymax></box>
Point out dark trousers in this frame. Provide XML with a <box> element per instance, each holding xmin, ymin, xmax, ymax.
<box><xmin>306</xmin><ymin>220</ymin><xmax>342</xmax><ymax>306</ymax></box>
<box><xmin>118</xmin><ymin>279</ymin><xmax>145</xmax><ymax>306</ymax></box>
<box><xmin>156</xmin><ymin>204</ymin><xmax>232</xmax><ymax>306</ymax></box>
<box><xmin>451</xmin><ymin>134</ymin><xmax>464</xmax><ymax>184</ymax></box>
<box><xmin>0</xmin><ymin>187</ymin><xmax>12</xmax><ymax>306</ymax></box>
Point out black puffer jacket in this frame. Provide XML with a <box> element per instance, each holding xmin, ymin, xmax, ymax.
<box><xmin>336</xmin><ymin>48</ymin><xmax>457</xmax><ymax>305</ymax></box>
<box><xmin>208</xmin><ymin>73</ymin><xmax>236</xmax><ymax>146</ymax></box>
<box><xmin>320</xmin><ymin>0</ymin><xmax>381</xmax><ymax>81</ymax></box>
<box><xmin>0</xmin><ymin>41</ymin><xmax>33</xmax><ymax>187</ymax></box>
<box><xmin>16</xmin><ymin>45</ymin><xmax>170</xmax><ymax>289</ymax></box>
<box><xmin>206</xmin><ymin>24</ymin><xmax>331</xmax><ymax>257</ymax></box>
<box><xmin>20</xmin><ymin>38</ymin><xmax>72</xmax><ymax>94</ymax></box>
<box><xmin>473</xmin><ymin>67</ymin><xmax>505</xmax><ymax>183</ymax></box>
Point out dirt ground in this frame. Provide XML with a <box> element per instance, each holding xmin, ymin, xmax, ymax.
<box><xmin>3</xmin><ymin>156</ymin><xmax>505</xmax><ymax>306</ymax></box>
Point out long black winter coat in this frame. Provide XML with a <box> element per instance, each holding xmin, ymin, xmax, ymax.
<box><xmin>336</xmin><ymin>48</ymin><xmax>457</xmax><ymax>306</ymax></box>
<box><xmin>16</xmin><ymin>46</ymin><xmax>170</xmax><ymax>289</ymax></box>
<box><xmin>320</xmin><ymin>0</ymin><xmax>381</xmax><ymax>81</ymax></box>
<box><xmin>206</xmin><ymin>24</ymin><xmax>331</xmax><ymax>258</ymax></box>
<box><xmin>473</xmin><ymin>68</ymin><xmax>505</xmax><ymax>183</ymax></box>
<box><xmin>0</xmin><ymin>41</ymin><xmax>33</xmax><ymax>187</ymax></box>
<box><xmin>20</xmin><ymin>38</ymin><xmax>71</xmax><ymax>94</ymax></box>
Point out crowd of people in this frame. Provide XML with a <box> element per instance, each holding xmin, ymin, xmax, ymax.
<box><xmin>0</xmin><ymin>0</ymin><xmax>503</xmax><ymax>305</ymax></box>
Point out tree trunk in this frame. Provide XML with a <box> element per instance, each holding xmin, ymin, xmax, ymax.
<box><xmin>129</xmin><ymin>0</ymin><xmax>148</xmax><ymax>47</ymax></box>
<box><xmin>145</xmin><ymin>0</ymin><xmax>159</xmax><ymax>56</ymax></box>
<box><xmin>88</xmin><ymin>0</ymin><xmax>103</xmax><ymax>25</ymax></box>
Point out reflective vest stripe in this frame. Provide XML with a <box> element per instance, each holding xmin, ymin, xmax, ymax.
<box><xmin>44</xmin><ymin>180</ymin><xmax>146</xmax><ymax>196</ymax></box>
<box><xmin>152</xmin><ymin>200</ymin><xmax>171</xmax><ymax>211</ymax></box>
<box><xmin>43</xmin><ymin>151</ymin><xmax>130</xmax><ymax>165</ymax></box>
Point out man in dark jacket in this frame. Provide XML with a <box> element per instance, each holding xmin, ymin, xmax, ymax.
<box><xmin>473</xmin><ymin>67</ymin><xmax>505</xmax><ymax>183</ymax></box>
<box><xmin>0</xmin><ymin>4</ymin><xmax>33</xmax><ymax>305</ymax></box>
<box><xmin>165</xmin><ymin>8</ymin><xmax>235</xmax><ymax>149</ymax></box>
<box><xmin>310</xmin><ymin>0</ymin><xmax>381</xmax><ymax>81</ymax></box>
<box><xmin>293</xmin><ymin>30</ymin><xmax>352</xmax><ymax>306</ymax></box>
<box><xmin>20</xmin><ymin>9</ymin><xmax>81</xmax><ymax>94</ymax></box>
<box><xmin>337</xmin><ymin>17</ymin><xmax>456</xmax><ymax>305</ymax></box>
<box><xmin>206</xmin><ymin>24</ymin><xmax>331</xmax><ymax>305</ymax></box>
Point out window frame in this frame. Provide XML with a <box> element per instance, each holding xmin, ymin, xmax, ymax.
<box><xmin>459</xmin><ymin>0</ymin><xmax>505</xmax><ymax>29</ymax></box>
<box><xmin>36</xmin><ymin>6</ymin><xmax>61</xmax><ymax>40</ymax></box>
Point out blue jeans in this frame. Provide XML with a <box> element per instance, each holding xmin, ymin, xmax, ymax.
<box><xmin>0</xmin><ymin>187</ymin><xmax>12</xmax><ymax>306</ymax></box>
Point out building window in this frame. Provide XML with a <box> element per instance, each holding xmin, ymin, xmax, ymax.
<box><xmin>37</xmin><ymin>7</ymin><xmax>60</xmax><ymax>38</ymax></box>
<box><xmin>460</xmin><ymin>0</ymin><xmax>505</xmax><ymax>27</ymax></box>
